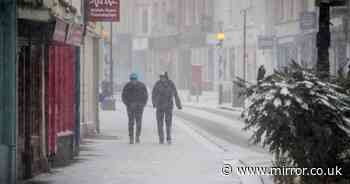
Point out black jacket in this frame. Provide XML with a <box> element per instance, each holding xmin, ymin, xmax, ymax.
<box><xmin>257</xmin><ymin>66</ymin><xmax>266</xmax><ymax>82</ymax></box>
<box><xmin>122</xmin><ymin>81</ymin><xmax>148</xmax><ymax>110</ymax></box>
<box><xmin>152</xmin><ymin>79</ymin><xmax>182</xmax><ymax>110</ymax></box>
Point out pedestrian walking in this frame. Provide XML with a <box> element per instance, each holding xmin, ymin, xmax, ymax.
<box><xmin>122</xmin><ymin>73</ymin><xmax>148</xmax><ymax>144</ymax></box>
<box><xmin>257</xmin><ymin>65</ymin><xmax>266</xmax><ymax>84</ymax></box>
<box><xmin>152</xmin><ymin>72</ymin><xmax>182</xmax><ymax>144</ymax></box>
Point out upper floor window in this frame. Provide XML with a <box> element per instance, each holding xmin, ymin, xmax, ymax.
<box><xmin>142</xmin><ymin>8</ymin><xmax>149</xmax><ymax>34</ymax></box>
<box><xmin>275</xmin><ymin>0</ymin><xmax>304</xmax><ymax>24</ymax></box>
<box><xmin>153</xmin><ymin>3</ymin><xmax>159</xmax><ymax>25</ymax></box>
<box><xmin>162</xmin><ymin>1</ymin><xmax>167</xmax><ymax>25</ymax></box>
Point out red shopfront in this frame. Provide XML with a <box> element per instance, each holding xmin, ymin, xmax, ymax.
<box><xmin>46</xmin><ymin>19</ymin><xmax>82</xmax><ymax>163</ymax></box>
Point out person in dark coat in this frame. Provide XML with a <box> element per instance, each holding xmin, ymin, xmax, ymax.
<box><xmin>257</xmin><ymin>65</ymin><xmax>266</xmax><ymax>83</ymax></box>
<box><xmin>122</xmin><ymin>73</ymin><xmax>148</xmax><ymax>144</ymax></box>
<box><xmin>152</xmin><ymin>72</ymin><xmax>182</xmax><ymax>144</ymax></box>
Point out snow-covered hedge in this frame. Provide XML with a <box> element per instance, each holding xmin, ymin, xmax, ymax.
<box><xmin>237</xmin><ymin>62</ymin><xmax>350</xmax><ymax>183</ymax></box>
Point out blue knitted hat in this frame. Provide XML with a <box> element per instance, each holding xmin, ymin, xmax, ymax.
<box><xmin>130</xmin><ymin>73</ymin><xmax>138</xmax><ymax>80</ymax></box>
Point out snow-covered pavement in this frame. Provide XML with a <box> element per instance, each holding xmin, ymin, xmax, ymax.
<box><xmin>178</xmin><ymin>90</ymin><xmax>243</xmax><ymax>112</ymax></box>
<box><xmin>24</xmin><ymin>101</ymin><xmax>273</xmax><ymax>184</ymax></box>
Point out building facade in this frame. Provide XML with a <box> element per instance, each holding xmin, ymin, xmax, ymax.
<box><xmin>80</xmin><ymin>22</ymin><xmax>104</xmax><ymax>137</ymax></box>
<box><xmin>213</xmin><ymin>0</ymin><xmax>272</xmax><ymax>106</ymax></box>
<box><xmin>0</xmin><ymin>1</ymin><xmax>17</xmax><ymax>184</ymax></box>
<box><xmin>213</xmin><ymin>0</ymin><xmax>350</xmax><ymax>107</ymax></box>
<box><xmin>102</xmin><ymin>0</ymin><xmax>136</xmax><ymax>90</ymax></box>
<box><xmin>11</xmin><ymin>0</ymin><xmax>108</xmax><ymax>181</ymax></box>
<box><xmin>130</xmin><ymin>0</ymin><xmax>215</xmax><ymax>92</ymax></box>
<box><xmin>17</xmin><ymin>0</ymin><xmax>84</xmax><ymax>179</ymax></box>
<box><xmin>266</xmin><ymin>0</ymin><xmax>350</xmax><ymax>76</ymax></box>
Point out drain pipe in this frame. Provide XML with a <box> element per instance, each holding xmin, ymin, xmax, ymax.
<box><xmin>8</xmin><ymin>1</ymin><xmax>17</xmax><ymax>183</ymax></box>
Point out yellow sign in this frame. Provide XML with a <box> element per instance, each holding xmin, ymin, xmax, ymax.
<box><xmin>101</xmin><ymin>30</ymin><xmax>109</xmax><ymax>39</ymax></box>
<box><xmin>216</xmin><ymin>32</ymin><xmax>225</xmax><ymax>41</ymax></box>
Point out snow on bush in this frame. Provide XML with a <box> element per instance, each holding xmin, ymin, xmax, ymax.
<box><xmin>236</xmin><ymin>62</ymin><xmax>350</xmax><ymax>183</ymax></box>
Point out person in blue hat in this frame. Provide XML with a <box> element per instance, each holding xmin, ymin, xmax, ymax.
<box><xmin>122</xmin><ymin>73</ymin><xmax>148</xmax><ymax>144</ymax></box>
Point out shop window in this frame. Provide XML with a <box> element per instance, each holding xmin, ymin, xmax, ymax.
<box><xmin>17</xmin><ymin>45</ymin><xmax>42</xmax><ymax>138</ymax></box>
<box><xmin>277</xmin><ymin>43</ymin><xmax>297</xmax><ymax>69</ymax></box>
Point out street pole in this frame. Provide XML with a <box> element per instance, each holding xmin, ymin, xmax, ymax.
<box><xmin>242</xmin><ymin>9</ymin><xmax>247</xmax><ymax>82</ymax></box>
<box><xmin>239</xmin><ymin>4</ymin><xmax>252</xmax><ymax>107</ymax></box>
<box><xmin>218</xmin><ymin>42</ymin><xmax>223</xmax><ymax>105</ymax></box>
<box><xmin>110</xmin><ymin>22</ymin><xmax>114</xmax><ymax>94</ymax></box>
<box><xmin>317</xmin><ymin>2</ymin><xmax>331</xmax><ymax>79</ymax></box>
<box><xmin>315</xmin><ymin>0</ymin><xmax>347</xmax><ymax>79</ymax></box>
<box><xmin>216</xmin><ymin>32</ymin><xmax>225</xmax><ymax>105</ymax></box>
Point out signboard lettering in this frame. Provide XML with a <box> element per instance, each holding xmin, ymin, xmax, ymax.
<box><xmin>87</xmin><ymin>0</ymin><xmax>120</xmax><ymax>22</ymax></box>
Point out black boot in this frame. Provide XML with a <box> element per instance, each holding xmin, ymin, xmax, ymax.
<box><xmin>136</xmin><ymin>137</ymin><xmax>140</xmax><ymax>144</ymax></box>
<box><xmin>129</xmin><ymin>137</ymin><xmax>134</xmax><ymax>144</ymax></box>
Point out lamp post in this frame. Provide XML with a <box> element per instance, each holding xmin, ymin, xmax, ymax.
<box><xmin>216</xmin><ymin>32</ymin><xmax>225</xmax><ymax>104</ymax></box>
<box><xmin>104</xmin><ymin>22</ymin><xmax>116</xmax><ymax>111</ymax></box>
<box><xmin>242</xmin><ymin>9</ymin><xmax>247</xmax><ymax>81</ymax></box>
<box><xmin>316</xmin><ymin>0</ymin><xmax>346</xmax><ymax>79</ymax></box>
<box><xmin>240</xmin><ymin>7</ymin><xmax>252</xmax><ymax>82</ymax></box>
<box><xmin>110</xmin><ymin>22</ymin><xmax>114</xmax><ymax>95</ymax></box>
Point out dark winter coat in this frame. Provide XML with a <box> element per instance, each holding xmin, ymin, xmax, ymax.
<box><xmin>122</xmin><ymin>81</ymin><xmax>148</xmax><ymax>111</ymax></box>
<box><xmin>152</xmin><ymin>79</ymin><xmax>182</xmax><ymax>110</ymax></box>
<box><xmin>257</xmin><ymin>65</ymin><xmax>266</xmax><ymax>82</ymax></box>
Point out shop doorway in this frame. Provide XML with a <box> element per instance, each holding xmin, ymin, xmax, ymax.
<box><xmin>17</xmin><ymin>44</ymin><xmax>44</xmax><ymax>179</ymax></box>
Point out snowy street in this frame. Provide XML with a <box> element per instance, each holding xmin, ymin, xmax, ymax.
<box><xmin>3</xmin><ymin>1</ymin><xmax>350</xmax><ymax>183</ymax></box>
<box><xmin>23</xmin><ymin>100</ymin><xmax>272</xmax><ymax>184</ymax></box>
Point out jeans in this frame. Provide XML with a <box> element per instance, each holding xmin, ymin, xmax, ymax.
<box><xmin>127</xmin><ymin>109</ymin><xmax>144</xmax><ymax>139</ymax></box>
<box><xmin>156</xmin><ymin>109</ymin><xmax>173</xmax><ymax>142</ymax></box>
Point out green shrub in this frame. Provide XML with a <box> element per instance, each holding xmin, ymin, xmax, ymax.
<box><xmin>236</xmin><ymin>62</ymin><xmax>350</xmax><ymax>183</ymax></box>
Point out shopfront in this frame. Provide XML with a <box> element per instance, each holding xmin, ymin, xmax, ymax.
<box><xmin>16</xmin><ymin>17</ymin><xmax>82</xmax><ymax>173</ymax></box>
<box><xmin>46</xmin><ymin>19</ymin><xmax>82</xmax><ymax>166</ymax></box>
<box><xmin>16</xmin><ymin>18</ymin><xmax>54</xmax><ymax>179</ymax></box>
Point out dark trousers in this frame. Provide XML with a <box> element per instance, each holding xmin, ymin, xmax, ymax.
<box><xmin>156</xmin><ymin>109</ymin><xmax>173</xmax><ymax>141</ymax></box>
<box><xmin>127</xmin><ymin>109</ymin><xmax>143</xmax><ymax>139</ymax></box>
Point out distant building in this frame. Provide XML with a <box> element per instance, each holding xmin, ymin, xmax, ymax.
<box><xmin>213</xmin><ymin>0</ymin><xmax>272</xmax><ymax>106</ymax></box>
<box><xmin>102</xmin><ymin>0</ymin><xmax>136</xmax><ymax>89</ymax></box>
<box><xmin>130</xmin><ymin>0</ymin><xmax>215</xmax><ymax>91</ymax></box>
<box><xmin>213</xmin><ymin>0</ymin><xmax>350</xmax><ymax>107</ymax></box>
<box><xmin>266</xmin><ymin>0</ymin><xmax>350</xmax><ymax>76</ymax></box>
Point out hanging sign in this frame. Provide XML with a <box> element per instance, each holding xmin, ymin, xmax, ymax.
<box><xmin>87</xmin><ymin>0</ymin><xmax>120</xmax><ymax>22</ymax></box>
<box><xmin>52</xmin><ymin>18</ymin><xmax>67</xmax><ymax>42</ymax></box>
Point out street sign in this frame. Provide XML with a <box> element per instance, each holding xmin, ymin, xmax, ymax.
<box><xmin>87</xmin><ymin>0</ymin><xmax>120</xmax><ymax>22</ymax></box>
<box><xmin>300</xmin><ymin>12</ymin><xmax>317</xmax><ymax>30</ymax></box>
<box><xmin>258</xmin><ymin>36</ymin><xmax>274</xmax><ymax>49</ymax></box>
